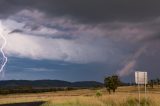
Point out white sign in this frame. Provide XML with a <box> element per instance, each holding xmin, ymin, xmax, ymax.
<box><xmin>135</xmin><ymin>71</ymin><xmax>148</xmax><ymax>84</ymax></box>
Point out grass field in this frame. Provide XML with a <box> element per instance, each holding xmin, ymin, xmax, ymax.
<box><xmin>0</xmin><ymin>86</ymin><xmax>160</xmax><ymax>106</ymax></box>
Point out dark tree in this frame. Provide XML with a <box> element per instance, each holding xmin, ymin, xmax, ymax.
<box><xmin>148</xmin><ymin>80</ymin><xmax>154</xmax><ymax>88</ymax></box>
<box><xmin>156</xmin><ymin>78</ymin><xmax>160</xmax><ymax>87</ymax></box>
<box><xmin>104</xmin><ymin>75</ymin><xmax>120</xmax><ymax>94</ymax></box>
<box><xmin>104</xmin><ymin>76</ymin><xmax>112</xmax><ymax>94</ymax></box>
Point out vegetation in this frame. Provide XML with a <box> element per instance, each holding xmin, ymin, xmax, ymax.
<box><xmin>40</xmin><ymin>96</ymin><xmax>153</xmax><ymax>106</ymax></box>
<box><xmin>0</xmin><ymin>78</ymin><xmax>160</xmax><ymax>106</ymax></box>
<box><xmin>95</xmin><ymin>90</ymin><xmax>102</xmax><ymax>97</ymax></box>
<box><xmin>148</xmin><ymin>78</ymin><xmax>160</xmax><ymax>88</ymax></box>
<box><xmin>0</xmin><ymin>87</ymin><xmax>79</xmax><ymax>95</ymax></box>
<box><xmin>0</xmin><ymin>86</ymin><xmax>159</xmax><ymax>106</ymax></box>
<box><xmin>0</xmin><ymin>80</ymin><xmax>103</xmax><ymax>94</ymax></box>
<box><xmin>104</xmin><ymin>75</ymin><xmax>120</xmax><ymax>94</ymax></box>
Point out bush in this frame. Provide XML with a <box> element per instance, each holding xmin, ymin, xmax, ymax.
<box><xmin>122</xmin><ymin>97</ymin><xmax>151</xmax><ymax>106</ymax></box>
<box><xmin>96</xmin><ymin>90</ymin><xmax>102</xmax><ymax>97</ymax></box>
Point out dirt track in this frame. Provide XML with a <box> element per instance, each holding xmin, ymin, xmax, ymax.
<box><xmin>0</xmin><ymin>102</ymin><xmax>44</xmax><ymax>106</ymax></box>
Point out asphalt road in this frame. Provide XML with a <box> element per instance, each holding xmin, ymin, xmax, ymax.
<box><xmin>0</xmin><ymin>102</ymin><xmax>44</xmax><ymax>106</ymax></box>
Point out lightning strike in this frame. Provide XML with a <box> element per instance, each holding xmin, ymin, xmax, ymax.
<box><xmin>0</xmin><ymin>22</ymin><xmax>7</xmax><ymax>73</ymax></box>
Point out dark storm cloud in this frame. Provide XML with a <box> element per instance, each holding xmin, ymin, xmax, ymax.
<box><xmin>9</xmin><ymin>29</ymin><xmax>23</xmax><ymax>34</ymax></box>
<box><xmin>143</xmin><ymin>33</ymin><xmax>160</xmax><ymax>42</ymax></box>
<box><xmin>1</xmin><ymin>0</ymin><xmax>160</xmax><ymax>23</ymax></box>
<box><xmin>2</xmin><ymin>0</ymin><xmax>160</xmax><ymax>42</ymax></box>
<box><xmin>1</xmin><ymin>0</ymin><xmax>160</xmax><ymax>81</ymax></box>
<box><xmin>0</xmin><ymin>0</ymin><xmax>25</xmax><ymax>18</ymax></box>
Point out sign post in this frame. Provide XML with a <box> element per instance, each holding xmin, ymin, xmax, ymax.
<box><xmin>135</xmin><ymin>71</ymin><xmax>148</xmax><ymax>106</ymax></box>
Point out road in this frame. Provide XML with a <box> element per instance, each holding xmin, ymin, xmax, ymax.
<box><xmin>0</xmin><ymin>102</ymin><xmax>44</xmax><ymax>106</ymax></box>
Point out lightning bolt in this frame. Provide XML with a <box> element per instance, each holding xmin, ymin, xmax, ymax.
<box><xmin>0</xmin><ymin>22</ymin><xmax>7</xmax><ymax>74</ymax></box>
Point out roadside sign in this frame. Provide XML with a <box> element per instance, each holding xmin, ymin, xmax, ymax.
<box><xmin>135</xmin><ymin>71</ymin><xmax>147</xmax><ymax>84</ymax></box>
<box><xmin>135</xmin><ymin>71</ymin><xmax>148</xmax><ymax>106</ymax></box>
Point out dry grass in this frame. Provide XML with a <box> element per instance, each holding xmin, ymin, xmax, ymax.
<box><xmin>41</xmin><ymin>93</ymin><xmax>160</xmax><ymax>106</ymax></box>
<box><xmin>0</xmin><ymin>86</ymin><xmax>159</xmax><ymax>106</ymax></box>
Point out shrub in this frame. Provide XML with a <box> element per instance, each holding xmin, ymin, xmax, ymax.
<box><xmin>96</xmin><ymin>90</ymin><xmax>102</xmax><ymax>97</ymax></box>
<box><xmin>122</xmin><ymin>97</ymin><xmax>151</xmax><ymax>106</ymax></box>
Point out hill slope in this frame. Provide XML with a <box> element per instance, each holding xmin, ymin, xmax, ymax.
<box><xmin>0</xmin><ymin>80</ymin><xmax>103</xmax><ymax>88</ymax></box>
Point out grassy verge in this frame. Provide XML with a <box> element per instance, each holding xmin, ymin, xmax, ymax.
<box><xmin>41</xmin><ymin>94</ymin><xmax>158</xmax><ymax>106</ymax></box>
<box><xmin>0</xmin><ymin>86</ymin><xmax>159</xmax><ymax>105</ymax></box>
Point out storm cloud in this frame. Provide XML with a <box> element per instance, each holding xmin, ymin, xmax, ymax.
<box><xmin>1</xmin><ymin>0</ymin><xmax>160</xmax><ymax>23</ymax></box>
<box><xmin>0</xmin><ymin>0</ymin><xmax>160</xmax><ymax>81</ymax></box>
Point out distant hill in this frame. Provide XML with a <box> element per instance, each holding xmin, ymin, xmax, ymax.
<box><xmin>0</xmin><ymin>80</ymin><xmax>103</xmax><ymax>88</ymax></box>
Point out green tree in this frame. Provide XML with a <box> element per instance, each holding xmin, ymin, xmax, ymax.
<box><xmin>104</xmin><ymin>75</ymin><xmax>120</xmax><ymax>94</ymax></box>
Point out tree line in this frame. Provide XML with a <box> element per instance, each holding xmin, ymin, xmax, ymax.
<box><xmin>0</xmin><ymin>86</ymin><xmax>78</xmax><ymax>95</ymax></box>
<box><xmin>104</xmin><ymin>75</ymin><xmax>160</xmax><ymax>94</ymax></box>
<box><xmin>148</xmin><ymin>78</ymin><xmax>160</xmax><ymax>88</ymax></box>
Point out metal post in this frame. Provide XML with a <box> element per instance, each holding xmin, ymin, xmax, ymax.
<box><xmin>138</xmin><ymin>72</ymin><xmax>140</xmax><ymax>106</ymax></box>
<box><xmin>144</xmin><ymin>72</ymin><xmax>147</xmax><ymax>106</ymax></box>
<box><xmin>138</xmin><ymin>83</ymin><xmax>140</xmax><ymax>106</ymax></box>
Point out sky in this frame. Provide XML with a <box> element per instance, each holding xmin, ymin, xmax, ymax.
<box><xmin>0</xmin><ymin>0</ymin><xmax>160</xmax><ymax>82</ymax></box>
